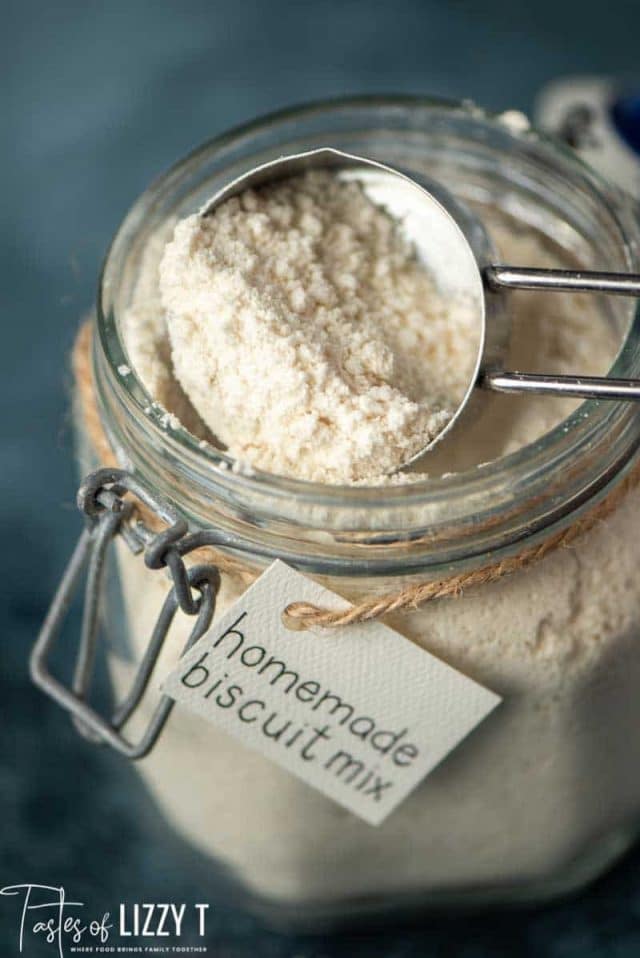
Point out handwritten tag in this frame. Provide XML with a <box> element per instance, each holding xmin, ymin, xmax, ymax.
<box><xmin>162</xmin><ymin>561</ymin><xmax>500</xmax><ymax>825</ymax></box>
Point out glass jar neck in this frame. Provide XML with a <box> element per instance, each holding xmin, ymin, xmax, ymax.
<box><xmin>94</xmin><ymin>96</ymin><xmax>640</xmax><ymax>579</ymax></box>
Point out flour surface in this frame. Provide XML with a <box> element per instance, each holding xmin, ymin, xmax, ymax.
<box><xmin>123</xmin><ymin>196</ymin><xmax>619</xmax><ymax>483</ymax></box>
<box><xmin>159</xmin><ymin>171</ymin><xmax>478</xmax><ymax>483</ymax></box>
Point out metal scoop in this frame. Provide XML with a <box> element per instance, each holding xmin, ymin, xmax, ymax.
<box><xmin>201</xmin><ymin>147</ymin><xmax>640</xmax><ymax>468</ymax></box>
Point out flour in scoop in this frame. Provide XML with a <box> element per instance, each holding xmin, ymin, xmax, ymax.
<box><xmin>158</xmin><ymin>170</ymin><xmax>478</xmax><ymax>483</ymax></box>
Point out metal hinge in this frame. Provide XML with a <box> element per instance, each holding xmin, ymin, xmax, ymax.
<box><xmin>30</xmin><ymin>468</ymin><xmax>220</xmax><ymax>759</ymax></box>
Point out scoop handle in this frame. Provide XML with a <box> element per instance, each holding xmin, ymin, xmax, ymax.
<box><xmin>485</xmin><ymin>372</ymin><xmax>640</xmax><ymax>400</ymax></box>
<box><xmin>485</xmin><ymin>265</ymin><xmax>640</xmax><ymax>296</ymax></box>
<box><xmin>484</xmin><ymin>264</ymin><xmax>640</xmax><ymax>400</ymax></box>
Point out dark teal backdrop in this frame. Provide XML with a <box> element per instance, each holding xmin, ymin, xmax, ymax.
<box><xmin>4</xmin><ymin>1</ymin><xmax>640</xmax><ymax>955</ymax></box>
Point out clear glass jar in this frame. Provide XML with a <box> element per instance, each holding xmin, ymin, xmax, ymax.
<box><xmin>78</xmin><ymin>96</ymin><xmax>640</xmax><ymax>926</ymax></box>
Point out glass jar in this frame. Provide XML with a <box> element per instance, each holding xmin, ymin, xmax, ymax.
<box><xmin>70</xmin><ymin>96</ymin><xmax>640</xmax><ymax>926</ymax></box>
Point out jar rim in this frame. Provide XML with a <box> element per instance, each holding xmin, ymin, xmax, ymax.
<box><xmin>94</xmin><ymin>94</ymin><xmax>640</xmax><ymax>575</ymax></box>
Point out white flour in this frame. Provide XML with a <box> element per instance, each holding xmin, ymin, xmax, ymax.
<box><xmin>158</xmin><ymin>171</ymin><xmax>478</xmax><ymax>482</ymax></box>
<box><xmin>123</xmin><ymin>195</ymin><xmax>617</xmax><ymax>478</ymax></box>
<box><xmin>109</xmin><ymin>182</ymin><xmax>640</xmax><ymax>910</ymax></box>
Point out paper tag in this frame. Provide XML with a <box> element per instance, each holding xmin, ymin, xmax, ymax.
<box><xmin>162</xmin><ymin>561</ymin><xmax>500</xmax><ymax>825</ymax></box>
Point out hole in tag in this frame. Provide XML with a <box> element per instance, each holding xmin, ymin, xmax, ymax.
<box><xmin>281</xmin><ymin>605</ymin><xmax>308</xmax><ymax>632</ymax></box>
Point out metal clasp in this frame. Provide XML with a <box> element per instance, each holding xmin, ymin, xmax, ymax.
<box><xmin>31</xmin><ymin>468</ymin><xmax>220</xmax><ymax>759</ymax></box>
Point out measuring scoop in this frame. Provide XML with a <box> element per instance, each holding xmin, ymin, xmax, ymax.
<box><xmin>201</xmin><ymin>147</ymin><xmax>640</xmax><ymax>468</ymax></box>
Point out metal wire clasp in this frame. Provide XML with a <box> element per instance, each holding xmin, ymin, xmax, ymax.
<box><xmin>30</xmin><ymin>468</ymin><xmax>220</xmax><ymax>759</ymax></box>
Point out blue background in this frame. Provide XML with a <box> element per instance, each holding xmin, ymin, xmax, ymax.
<box><xmin>4</xmin><ymin>1</ymin><xmax>640</xmax><ymax>954</ymax></box>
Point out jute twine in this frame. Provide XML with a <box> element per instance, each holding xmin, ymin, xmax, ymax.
<box><xmin>74</xmin><ymin>322</ymin><xmax>640</xmax><ymax>629</ymax></box>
